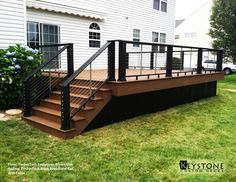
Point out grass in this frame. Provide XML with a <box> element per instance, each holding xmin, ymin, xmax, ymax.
<box><xmin>1</xmin><ymin>75</ymin><xmax>236</xmax><ymax>182</ymax></box>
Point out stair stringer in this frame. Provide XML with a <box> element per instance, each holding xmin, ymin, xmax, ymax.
<box><xmin>73</xmin><ymin>91</ymin><xmax>112</xmax><ymax>135</ymax></box>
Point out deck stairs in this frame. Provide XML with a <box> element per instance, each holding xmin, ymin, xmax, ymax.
<box><xmin>23</xmin><ymin>79</ymin><xmax>112</xmax><ymax>139</ymax></box>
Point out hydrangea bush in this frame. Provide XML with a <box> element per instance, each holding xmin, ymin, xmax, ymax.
<box><xmin>0</xmin><ymin>44</ymin><xmax>43</xmax><ymax>109</ymax></box>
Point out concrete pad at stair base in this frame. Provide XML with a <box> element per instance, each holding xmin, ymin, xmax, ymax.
<box><xmin>227</xmin><ymin>89</ymin><xmax>236</xmax><ymax>93</ymax></box>
<box><xmin>0</xmin><ymin>113</ymin><xmax>10</xmax><ymax>121</ymax></box>
<box><xmin>5</xmin><ymin>109</ymin><xmax>22</xmax><ymax>116</ymax></box>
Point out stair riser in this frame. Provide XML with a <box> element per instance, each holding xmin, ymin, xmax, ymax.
<box><xmin>49</xmin><ymin>93</ymin><xmax>103</xmax><ymax>106</ymax></box>
<box><xmin>71</xmin><ymin>80</ymin><xmax>103</xmax><ymax>87</ymax></box>
<box><xmin>41</xmin><ymin>101</ymin><xmax>77</xmax><ymax>112</ymax></box>
<box><xmin>49</xmin><ymin>93</ymin><xmax>87</xmax><ymax>102</ymax></box>
<box><xmin>33</xmin><ymin>110</ymin><xmax>61</xmax><ymax>123</ymax></box>
<box><xmin>25</xmin><ymin>119</ymin><xmax>75</xmax><ymax>139</ymax></box>
<box><xmin>69</xmin><ymin>88</ymin><xmax>104</xmax><ymax>97</ymax></box>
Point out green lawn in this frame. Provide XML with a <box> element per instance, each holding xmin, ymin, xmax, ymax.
<box><xmin>1</xmin><ymin>75</ymin><xmax>236</xmax><ymax>182</ymax></box>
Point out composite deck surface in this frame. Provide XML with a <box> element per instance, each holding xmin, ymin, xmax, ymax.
<box><xmin>47</xmin><ymin>69</ymin><xmax>218</xmax><ymax>81</ymax></box>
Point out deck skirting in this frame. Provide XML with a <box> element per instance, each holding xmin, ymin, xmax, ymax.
<box><xmin>86</xmin><ymin>81</ymin><xmax>217</xmax><ymax>130</ymax></box>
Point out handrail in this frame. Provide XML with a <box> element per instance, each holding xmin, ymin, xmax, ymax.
<box><xmin>23</xmin><ymin>44</ymin><xmax>70</xmax><ymax>81</ymax></box>
<box><xmin>23</xmin><ymin>43</ymin><xmax>74</xmax><ymax>118</ymax></box>
<box><xmin>60</xmin><ymin>42</ymin><xmax>111</xmax><ymax>87</ymax></box>
<box><xmin>109</xmin><ymin>40</ymin><xmax>222</xmax><ymax>51</ymax></box>
<box><xmin>32</xmin><ymin>43</ymin><xmax>73</xmax><ymax>48</ymax></box>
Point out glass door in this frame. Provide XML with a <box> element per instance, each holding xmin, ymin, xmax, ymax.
<box><xmin>41</xmin><ymin>24</ymin><xmax>60</xmax><ymax>69</ymax></box>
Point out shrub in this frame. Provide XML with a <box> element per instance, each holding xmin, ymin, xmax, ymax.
<box><xmin>172</xmin><ymin>57</ymin><xmax>183</xmax><ymax>70</ymax></box>
<box><xmin>0</xmin><ymin>44</ymin><xmax>43</xmax><ymax>110</ymax></box>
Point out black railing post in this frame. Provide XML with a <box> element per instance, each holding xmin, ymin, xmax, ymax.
<box><xmin>216</xmin><ymin>49</ymin><xmax>223</xmax><ymax>72</ymax></box>
<box><xmin>61</xmin><ymin>85</ymin><xmax>71</xmax><ymax>130</ymax></box>
<box><xmin>67</xmin><ymin>44</ymin><xmax>74</xmax><ymax>77</ymax></box>
<box><xmin>166</xmin><ymin>45</ymin><xmax>173</xmax><ymax>77</ymax></box>
<box><xmin>118</xmin><ymin>41</ymin><xmax>127</xmax><ymax>81</ymax></box>
<box><xmin>108</xmin><ymin>41</ymin><xmax>116</xmax><ymax>81</ymax></box>
<box><xmin>23</xmin><ymin>80</ymin><xmax>32</xmax><ymax>117</ymax></box>
<box><xmin>180</xmin><ymin>51</ymin><xmax>184</xmax><ymax>70</ymax></box>
<box><xmin>197</xmin><ymin>48</ymin><xmax>203</xmax><ymax>74</ymax></box>
<box><xmin>150</xmin><ymin>52</ymin><xmax>154</xmax><ymax>69</ymax></box>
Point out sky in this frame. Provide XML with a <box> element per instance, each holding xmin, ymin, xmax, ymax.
<box><xmin>175</xmin><ymin>0</ymin><xmax>209</xmax><ymax>20</ymax></box>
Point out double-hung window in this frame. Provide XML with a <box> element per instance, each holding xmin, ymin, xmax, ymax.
<box><xmin>159</xmin><ymin>33</ymin><xmax>166</xmax><ymax>53</ymax></box>
<box><xmin>153</xmin><ymin>0</ymin><xmax>167</xmax><ymax>12</ymax></box>
<box><xmin>160</xmin><ymin>33</ymin><xmax>166</xmax><ymax>43</ymax></box>
<box><xmin>152</xmin><ymin>32</ymin><xmax>166</xmax><ymax>53</ymax></box>
<box><xmin>133</xmin><ymin>29</ymin><xmax>140</xmax><ymax>47</ymax></box>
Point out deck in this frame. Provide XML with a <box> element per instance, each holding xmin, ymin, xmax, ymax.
<box><xmin>22</xmin><ymin>40</ymin><xmax>224</xmax><ymax>139</ymax></box>
<box><xmin>47</xmin><ymin>69</ymin><xmax>224</xmax><ymax>96</ymax></box>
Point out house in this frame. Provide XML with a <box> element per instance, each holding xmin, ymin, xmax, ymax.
<box><xmin>174</xmin><ymin>0</ymin><xmax>215</xmax><ymax>69</ymax></box>
<box><xmin>1</xmin><ymin>0</ymin><xmax>176</xmax><ymax>69</ymax></box>
<box><xmin>174</xmin><ymin>0</ymin><xmax>213</xmax><ymax>48</ymax></box>
<box><xmin>1</xmin><ymin>0</ymin><xmax>224</xmax><ymax>139</ymax></box>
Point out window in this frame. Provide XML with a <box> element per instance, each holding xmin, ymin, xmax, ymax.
<box><xmin>27</xmin><ymin>21</ymin><xmax>60</xmax><ymax>68</ymax></box>
<box><xmin>152</xmin><ymin>32</ymin><xmax>166</xmax><ymax>53</ymax></box>
<box><xmin>160</xmin><ymin>33</ymin><xmax>166</xmax><ymax>43</ymax></box>
<box><xmin>133</xmin><ymin>29</ymin><xmax>140</xmax><ymax>47</ymax></box>
<box><xmin>161</xmin><ymin>0</ymin><xmax>167</xmax><ymax>12</ymax></box>
<box><xmin>89</xmin><ymin>23</ymin><xmax>101</xmax><ymax>48</ymax></box>
<box><xmin>153</xmin><ymin>0</ymin><xmax>167</xmax><ymax>12</ymax></box>
<box><xmin>152</xmin><ymin>32</ymin><xmax>159</xmax><ymax>42</ymax></box>
<box><xmin>185</xmin><ymin>32</ymin><xmax>197</xmax><ymax>38</ymax></box>
<box><xmin>153</xmin><ymin>0</ymin><xmax>160</xmax><ymax>10</ymax></box>
<box><xmin>185</xmin><ymin>32</ymin><xmax>191</xmax><ymax>38</ymax></box>
<box><xmin>191</xmin><ymin>32</ymin><xmax>197</xmax><ymax>38</ymax></box>
<box><xmin>159</xmin><ymin>33</ymin><xmax>166</xmax><ymax>53</ymax></box>
<box><xmin>175</xmin><ymin>35</ymin><xmax>180</xmax><ymax>39</ymax></box>
<box><xmin>41</xmin><ymin>24</ymin><xmax>60</xmax><ymax>61</ymax></box>
<box><xmin>152</xmin><ymin>32</ymin><xmax>159</xmax><ymax>52</ymax></box>
<box><xmin>27</xmin><ymin>22</ymin><xmax>40</xmax><ymax>48</ymax></box>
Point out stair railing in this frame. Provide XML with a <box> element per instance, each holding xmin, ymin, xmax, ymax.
<box><xmin>23</xmin><ymin>43</ymin><xmax>74</xmax><ymax>117</ymax></box>
<box><xmin>60</xmin><ymin>41</ymin><xmax>115</xmax><ymax>130</ymax></box>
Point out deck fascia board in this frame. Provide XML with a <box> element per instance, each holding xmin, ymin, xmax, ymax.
<box><xmin>107</xmin><ymin>72</ymin><xmax>224</xmax><ymax>96</ymax></box>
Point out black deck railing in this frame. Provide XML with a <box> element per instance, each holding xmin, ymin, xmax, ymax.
<box><xmin>60</xmin><ymin>42</ymin><xmax>112</xmax><ymax>130</ymax></box>
<box><xmin>23</xmin><ymin>40</ymin><xmax>223</xmax><ymax>131</ymax></box>
<box><xmin>106</xmin><ymin>40</ymin><xmax>223</xmax><ymax>81</ymax></box>
<box><xmin>23</xmin><ymin>43</ymin><xmax>74</xmax><ymax>117</ymax></box>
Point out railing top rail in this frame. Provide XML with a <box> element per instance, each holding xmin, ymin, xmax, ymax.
<box><xmin>60</xmin><ymin>41</ymin><xmax>111</xmax><ymax>87</ymax></box>
<box><xmin>33</xmin><ymin>43</ymin><xmax>73</xmax><ymax>48</ymax></box>
<box><xmin>108</xmin><ymin>40</ymin><xmax>222</xmax><ymax>52</ymax></box>
<box><xmin>23</xmin><ymin>44</ymin><xmax>70</xmax><ymax>82</ymax></box>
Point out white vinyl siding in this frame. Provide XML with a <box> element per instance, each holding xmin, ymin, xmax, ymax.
<box><xmin>26</xmin><ymin>0</ymin><xmax>175</xmax><ymax>69</ymax></box>
<box><xmin>0</xmin><ymin>0</ymin><xmax>26</xmax><ymax>48</ymax></box>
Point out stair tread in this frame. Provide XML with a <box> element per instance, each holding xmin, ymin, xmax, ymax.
<box><xmin>33</xmin><ymin>106</ymin><xmax>85</xmax><ymax>121</ymax></box>
<box><xmin>52</xmin><ymin>91</ymin><xmax>104</xmax><ymax>100</ymax></box>
<box><xmin>70</xmin><ymin>84</ymin><xmax>111</xmax><ymax>92</ymax></box>
<box><xmin>43</xmin><ymin>98</ymin><xmax>94</xmax><ymax>110</ymax></box>
<box><xmin>23</xmin><ymin>115</ymin><xmax>75</xmax><ymax>132</ymax></box>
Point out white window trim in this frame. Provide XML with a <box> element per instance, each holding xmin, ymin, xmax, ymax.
<box><xmin>132</xmin><ymin>28</ymin><xmax>141</xmax><ymax>48</ymax></box>
<box><xmin>89</xmin><ymin>23</ymin><xmax>101</xmax><ymax>48</ymax></box>
<box><xmin>153</xmin><ymin>0</ymin><xmax>167</xmax><ymax>13</ymax></box>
